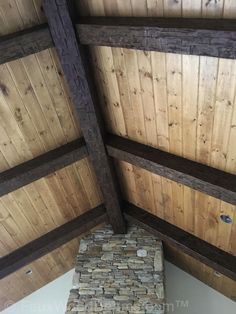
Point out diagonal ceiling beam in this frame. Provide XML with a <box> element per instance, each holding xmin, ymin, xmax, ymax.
<box><xmin>76</xmin><ymin>16</ymin><xmax>236</xmax><ymax>59</ymax></box>
<box><xmin>124</xmin><ymin>201</ymin><xmax>236</xmax><ymax>281</ymax></box>
<box><xmin>0</xmin><ymin>138</ymin><xmax>87</xmax><ymax>197</ymax></box>
<box><xmin>106</xmin><ymin>134</ymin><xmax>236</xmax><ymax>206</ymax></box>
<box><xmin>43</xmin><ymin>0</ymin><xmax>126</xmax><ymax>233</ymax></box>
<box><xmin>0</xmin><ymin>204</ymin><xmax>107</xmax><ymax>279</ymax></box>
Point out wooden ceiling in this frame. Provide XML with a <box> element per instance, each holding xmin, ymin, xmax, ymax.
<box><xmin>0</xmin><ymin>0</ymin><xmax>236</xmax><ymax>310</ymax></box>
<box><xmin>0</xmin><ymin>1</ymin><xmax>104</xmax><ymax>309</ymax></box>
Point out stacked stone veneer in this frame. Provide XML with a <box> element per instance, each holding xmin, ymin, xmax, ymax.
<box><xmin>66</xmin><ymin>224</ymin><xmax>165</xmax><ymax>314</ymax></box>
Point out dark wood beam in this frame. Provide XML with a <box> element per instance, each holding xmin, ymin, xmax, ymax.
<box><xmin>76</xmin><ymin>17</ymin><xmax>236</xmax><ymax>59</ymax></box>
<box><xmin>43</xmin><ymin>0</ymin><xmax>126</xmax><ymax>233</ymax></box>
<box><xmin>0</xmin><ymin>205</ymin><xmax>107</xmax><ymax>279</ymax></box>
<box><xmin>0</xmin><ymin>138</ymin><xmax>87</xmax><ymax>197</ymax></box>
<box><xmin>124</xmin><ymin>202</ymin><xmax>236</xmax><ymax>281</ymax></box>
<box><xmin>1</xmin><ymin>17</ymin><xmax>236</xmax><ymax>66</ymax></box>
<box><xmin>0</xmin><ymin>24</ymin><xmax>53</xmax><ymax>65</ymax></box>
<box><xmin>106</xmin><ymin>134</ymin><xmax>236</xmax><ymax>206</ymax></box>
<box><xmin>1</xmin><ymin>16</ymin><xmax>236</xmax><ymax>66</ymax></box>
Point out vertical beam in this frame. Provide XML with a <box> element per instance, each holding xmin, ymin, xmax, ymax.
<box><xmin>43</xmin><ymin>0</ymin><xmax>126</xmax><ymax>233</ymax></box>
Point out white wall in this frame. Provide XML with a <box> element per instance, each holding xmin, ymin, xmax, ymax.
<box><xmin>2</xmin><ymin>263</ymin><xmax>236</xmax><ymax>314</ymax></box>
<box><xmin>165</xmin><ymin>262</ymin><xmax>236</xmax><ymax>314</ymax></box>
<box><xmin>1</xmin><ymin>270</ymin><xmax>74</xmax><ymax>314</ymax></box>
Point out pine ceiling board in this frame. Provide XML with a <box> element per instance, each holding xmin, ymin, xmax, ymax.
<box><xmin>202</xmin><ymin>0</ymin><xmax>224</xmax><ymax>18</ymax></box>
<box><xmin>89</xmin><ymin>46</ymin><xmax>236</xmax><ymax>173</ymax></box>
<box><xmin>224</xmin><ymin>0</ymin><xmax>236</xmax><ymax>18</ymax></box>
<box><xmin>165</xmin><ymin>243</ymin><xmax>236</xmax><ymax>301</ymax></box>
<box><xmin>0</xmin><ymin>237</ymin><xmax>80</xmax><ymax>311</ymax></box>
<box><xmin>0</xmin><ymin>48</ymin><xmax>81</xmax><ymax>171</ymax></box>
<box><xmin>0</xmin><ymin>1</ymin><xmax>80</xmax><ymax>172</ymax></box>
<box><xmin>0</xmin><ymin>158</ymin><xmax>103</xmax><ymax>257</ymax></box>
<box><xmin>0</xmin><ymin>0</ymin><xmax>45</xmax><ymax>36</ymax></box>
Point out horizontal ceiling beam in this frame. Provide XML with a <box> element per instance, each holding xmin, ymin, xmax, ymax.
<box><xmin>0</xmin><ymin>17</ymin><xmax>236</xmax><ymax>64</ymax></box>
<box><xmin>2</xmin><ymin>16</ymin><xmax>236</xmax><ymax>66</ymax></box>
<box><xmin>0</xmin><ymin>138</ymin><xmax>87</xmax><ymax>197</ymax></box>
<box><xmin>77</xmin><ymin>17</ymin><xmax>236</xmax><ymax>59</ymax></box>
<box><xmin>124</xmin><ymin>202</ymin><xmax>236</xmax><ymax>281</ymax></box>
<box><xmin>106</xmin><ymin>134</ymin><xmax>236</xmax><ymax>206</ymax></box>
<box><xmin>0</xmin><ymin>24</ymin><xmax>53</xmax><ymax>65</ymax></box>
<box><xmin>0</xmin><ymin>205</ymin><xmax>107</xmax><ymax>279</ymax></box>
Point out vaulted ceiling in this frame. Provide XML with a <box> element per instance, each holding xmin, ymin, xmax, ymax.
<box><xmin>0</xmin><ymin>0</ymin><xmax>236</xmax><ymax>310</ymax></box>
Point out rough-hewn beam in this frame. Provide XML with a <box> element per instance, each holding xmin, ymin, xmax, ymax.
<box><xmin>2</xmin><ymin>17</ymin><xmax>236</xmax><ymax>66</ymax></box>
<box><xmin>43</xmin><ymin>0</ymin><xmax>126</xmax><ymax>233</ymax></box>
<box><xmin>76</xmin><ymin>17</ymin><xmax>236</xmax><ymax>59</ymax></box>
<box><xmin>124</xmin><ymin>202</ymin><xmax>236</xmax><ymax>281</ymax></box>
<box><xmin>0</xmin><ymin>138</ymin><xmax>87</xmax><ymax>197</ymax></box>
<box><xmin>0</xmin><ymin>24</ymin><xmax>53</xmax><ymax>65</ymax></box>
<box><xmin>0</xmin><ymin>205</ymin><xmax>107</xmax><ymax>279</ymax></box>
<box><xmin>106</xmin><ymin>134</ymin><xmax>236</xmax><ymax>206</ymax></box>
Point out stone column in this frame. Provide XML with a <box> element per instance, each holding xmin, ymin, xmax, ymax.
<box><xmin>66</xmin><ymin>224</ymin><xmax>165</xmax><ymax>314</ymax></box>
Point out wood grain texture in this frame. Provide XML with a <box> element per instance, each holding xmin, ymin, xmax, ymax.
<box><xmin>0</xmin><ymin>24</ymin><xmax>53</xmax><ymax>65</ymax></box>
<box><xmin>78</xmin><ymin>1</ymin><xmax>236</xmax><ymax>299</ymax></box>
<box><xmin>0</xmin><ymin>0</ymin><xmax>235</xmax><ymax>305</ymax></box>
<box><xmin>0</xmin><ymin>138</ymin><xmax>87</xmax><ymax>197</ymax></box>
<box><xmin>0</xmin><ymin>2</ymin><xmax>82</xmax><ymax>169</ymax></box>
<box><xmin>84</xmin><ymin>0</ymin><xmax>236</xmax><ymax>255</ymax></box>
<box><xmin>0</xmin><ymin>205</ymin><xmax>107</xmax><ymax>279</ymax></box>
<box><xmin>124</xmin><ymin>201</ymin><xmax>236</xmax><ymax>281</ymax></box>
<box><xmin>0</xmin><ymin>0</ymin><xmax>46</xmax><ymax>37</ymax></box>
<box><xmin>107</xmin><ymin>134</ymin><xmax>236</xmax><ymax>206</ymax></box>
<box><xmin>0</xmin><ymin>157</ymin><xmax>103</xmax><ymax>257</ymax></box>
<box><xmin>43</xmin><ymin>0</ymin><xmax>126</xmax><ymax>233</ymax></box>
<box><xmin>0</xmin><ymin>48</ymin><xmax>82</xmax><ymax>170</ymax></box>
<box><xmin>77</xmin><ymin>17</ymin><xmax>236</xmax><ymax>59</ymax></box>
